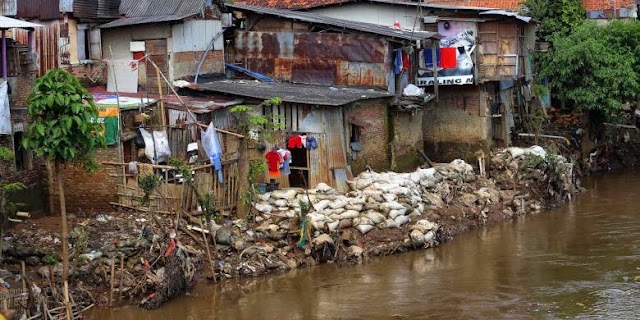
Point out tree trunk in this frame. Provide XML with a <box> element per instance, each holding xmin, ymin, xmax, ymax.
<box><xmin>46</xmin><ymin>159</ymin><xmax>55</xmax><ymax>214</ymax></box>
<box><xmin>55</xmin><ymin>161</ymin><xmax>70</xmax><ymax>282</ymax></box>
<box><xmin>236</xmin><ymin>139</ymin><xmax>250</xmax><ymax>218</ymax></box>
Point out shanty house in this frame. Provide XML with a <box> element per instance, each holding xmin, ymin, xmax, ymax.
<box><xmin>99</xmin><ymin>0</ymin><xmax>225</xmax><ymax>94</ymax></box>
<box><xmin>193</xmin><ymin>4</ymin><xmax>441</xmax><ymax>191</ymax></box>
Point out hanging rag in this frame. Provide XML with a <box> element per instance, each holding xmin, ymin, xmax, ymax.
<box><xmin>288</xmin><ymin>135</ymin><xmax>303</xmax><ymax>149</ymax></box>
<box><xmin>277</xmin><ymin>148</ymin><xmax>292</xmax><ymax>176</ymax></box>
<box><xmin>394</xmin><ymin>49</ymin><xmax>403</xmax><ymax>75</ymax></box>
<box><xmin>439</xmin><ymin>47</ymin><xmax>457</xmax><ymax>69</ymax></box>
<box><xmin>306</xmin><ymin>136</ymin><xmax>318</xmax><ymax>149</ymax></box>
<box><xmin>402</xmin><ymin>50</ymin><xmax>411</xmax><ymax>72</ymax></box>
<box><xmin>423</xmin><ymin>46</ymin><xmax>440</xmax><ymax>69</ymax></box>
<box><xmin>201</xmin><ymin>123</ymin><xmax>224</xmax><ymax>183</ymax></box>
<box><xmin>265</xmin><ymin>150</ymin><xmax>282</xmax><ymax>178</ymax></box>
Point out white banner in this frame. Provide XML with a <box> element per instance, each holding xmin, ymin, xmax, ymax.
<box><xmin>0</xmin><ymin>81</ymin><xmax>11</xmax><ymax>135</ymax></box>
<box><xmin>417</xmin><ymin>75</ymin><xmax>474</xmax><ymax>86</ymax></box>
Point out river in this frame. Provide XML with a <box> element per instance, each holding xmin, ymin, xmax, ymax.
<box><xmin>92</xmin><ymin>171</ymin><xmax>640</xmax><ymax>319</ymax></box>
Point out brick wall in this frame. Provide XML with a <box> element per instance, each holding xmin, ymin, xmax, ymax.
<box><xmin>64</xmin><ymin>62</ymin><xmax>108</xmax><ymax>88</ymax></box>
<box><xmin>173</xmin><ymin>50</ymin><xmax>224</xmax><ymax>80</ymax></box>
<box><xmin>391</xmin><ymin>110</ymin><xmax>424</xmax><ymax>172</ymax></box>
<box><xmin>50</xmin><ymin>146</ymin><xmax>121</xmax><ymax>214</ymax></box>
<box><xmin>345</xmin><ymin>98</ymin><xmax>390</xmax><ymax>174</ymax></box>
<box><xmin>423</xmin><ymin>85</ymin><xmax>492</xmax><ymax>163</ymax></box>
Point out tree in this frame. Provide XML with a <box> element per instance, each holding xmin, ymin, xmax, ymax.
<box><xmin>540</xmin><ymin>21</ymin><xmax>640</xmax><ymax>117</ymax></box>
<box><xmin>521</xmin><ymin>0</ymin><xmax>585</xmax><ymax>43</ymax></box>
<box><xmin>22</xmin><ymin>69</ymin><xmax>105</xmax><ymax>284</ymax></box>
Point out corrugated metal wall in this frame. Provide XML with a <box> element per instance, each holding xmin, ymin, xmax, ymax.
<box><xmin>233</xmin><ymin>31</ymin><xmax>389</xmax><ymax>88</ymax></box>
<box><xmin>0</xmin><ymin>0</ymin><xmax>16</xmax><ymax>16</ymax></box>
<box><xmin>172</xmin><ymin>20</ymin><xmax>223</xmax><ymax>53</ymax></box>
<box><xmin>13</xmin><ymin>20</ymin><xmax>62</xmax><ymax>74</ymax></box>
<box><xmin>17</xmin><ymin>0</ymin><xmax>61</xmax><ymax>20</ymax></box>
<box><xmin>72</xmin><ymin>0</ymin><xmax>98</xmax><ymax>20</ymax></box>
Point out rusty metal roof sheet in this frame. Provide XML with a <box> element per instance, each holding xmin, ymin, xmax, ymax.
<box><xmin>227</xmin><ymin>4</ymin><xmax>440</xmax><ymax>41</ymax></box>
<box><xmin>196</xmin><ymin>80</ymin><xmax>392</xmax><ymax>106</ymax></box>
<box><xmin>119</xmin><ymin>0</ymin><xmax>205</xmax><ymax>17</ymax></box>
<box><xmin>99</xmin><ymin>13</ymin><xmax>196</xmax><ymax>28</ymax></box>
<box><xmin>237</xmin><ymin>0</ymin><xmax>500</xmax><ymax>11</ymax></box>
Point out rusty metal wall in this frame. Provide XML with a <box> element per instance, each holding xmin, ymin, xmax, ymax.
<box><xmin>13</xmin><ymin>20</ymin><xmax>62</xmax><ymax>74</ymax></box>
<box><xmin>73</xmin><ymin>0</ymin><xmax>99</xmax><ymax>20</ymax></box>
<box><xmin>17</xmin><ymin>0</ymin><xmax>61</xmax><ymax>20</ymax></box>
<box><xmin>233</xmin><ymin>31</ymin><xmax>389</xmax><ymax>88</ymax></box>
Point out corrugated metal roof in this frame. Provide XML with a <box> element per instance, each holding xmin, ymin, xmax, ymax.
<box><xmin>0</xmin><ymin>15</ymin><xmax>41</xmax><ymax>29</ymax></box>
<box><xmin>227</xmin><ymin>4</ymin><xmax>440</xmax><ymax>41</ymax></box>
<box><xmin>119</xmin><ymin>0</ymin><xmax>205</xmax><ymax>17</ymax></box>
<box><xmin>196</xmin><ymin>80</ymin><xmax>392</xmax><ymax>106</ymax></box>
<box><xmin>99</xmin><ymin>13</ymin><xmax>196</xmax><ymax>28</ymax></box>
<box><xmin>237</xmin><ymin>0</ymin><xmax>499</xmax><ymax>10</ymax></box>
<box><xmin>479</xmin><ymin>10</ymin><xmax>532</xmax><ymax>22</ymax></box>
<box><xmin>17</xmin><ymin>0</ymin><xmax>61</xmax><ymax>20</ymax></box>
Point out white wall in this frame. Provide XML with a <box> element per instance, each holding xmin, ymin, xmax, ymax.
<box><xmin>171</xmin><ymin>20</ymin><xmax>223</xmax><ymax>53</ymax></box>
<box><xmin>309</xmin><ymin>3</ymin><xmax>423</xmax><ymax>30</ymax></box>
<box><xmin>101</xmin><ymin>23</ymin><xmax>172</xmax><ymax>60</ymax></box>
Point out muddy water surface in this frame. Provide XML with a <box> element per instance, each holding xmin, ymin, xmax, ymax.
<box><xmin>92</xmin><ymin>171</ymin><xmax>640</xmax><ymax>319</ymax></box>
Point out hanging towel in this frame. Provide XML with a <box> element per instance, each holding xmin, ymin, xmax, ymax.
<box><xmin>402</xmin><ymin>50</ymin><xmax>411</xmax><ymax>72</ymax></box>
<box><xmin>394</xmin><ymin>49</ymin><xmax>403</xmax><ymax>75</ymax></box>
<box><xmin>423</xmin><ymin>47</ymin><xmax>440</xmax><ymax>69</ymax></box>
<box><xmin>439</xmin><ymin>47</ymin><xmax>457</xmax><ymax>69</ymax></box>
<box><xmin>201</xmin><ymin>123</ymin><xmax>224</xmax><ymax>183</ymax></box>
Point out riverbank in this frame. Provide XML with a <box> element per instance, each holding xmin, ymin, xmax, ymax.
<box><xmin>0</xmin><ymin>145</ymin><xmax>579</xmax><ymax>316</ymax></box>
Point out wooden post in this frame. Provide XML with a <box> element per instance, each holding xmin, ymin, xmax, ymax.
<box><xmin>2</xmin><ymin>29</ymin><xmax>6</xmax><ymax>80</ymax></box>
<box><xmin>198</xmin><ymin>217</ymin><xmax>217</xmax><ymax>282</ymax></box>
<box><xmin>119</xmin><ymin>253</ymin><xmax>124</xmax><ymax>304</ymax></box>
<box><xmin>156</xmin><ymin>67</ymin><xmax>166</xmax><ymax>128</ymax></box>
<box><xmin>63</xmin><ymin>281</ymin><xmax>71</xmax><ymax>320</ymax></box>
<box><xmin>431</xmin><ymin>41</ymin><xmax>438</xmax><ymax>101</ymax></box>
<box><xmin>109</xmin><ymin>259</ymin><xmax>115</xmax><ymax>307</ymax></box>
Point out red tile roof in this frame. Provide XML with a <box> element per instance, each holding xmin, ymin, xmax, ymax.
<box><xmin>238</xmin><ymin>0</ymin><xmax>637</xmax><ymax>11</ymax></box>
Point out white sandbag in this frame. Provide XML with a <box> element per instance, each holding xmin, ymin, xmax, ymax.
<box><xmin>366</xmin><ymin>211</ymin><xmax>386</xmax><ymax>224</ymax></box>
<box><xmin>313</xmin><ymin>200</ymin><xmax>331</xmax><ymax>211</ymax></box>
<box><xmin>338</xmin><ymin>210</ymin><xmax>359</xmax><ymax>220</ymax></box>
<box><xmin>356</xmin><ymin>224</ymin><xmax>374</xmax><ymax>234</ymax></box>
<box><xmin>394</xmin><ymin>215</ymin><xmax>410</xmax><ymax>226</ymax></box>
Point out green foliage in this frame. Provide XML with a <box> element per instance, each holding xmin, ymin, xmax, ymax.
<box><xmin>138</xmin><ymin>174</ymin><xmax>161</xmax><ymax>206</ymax></box>
<box><xmin>70</xmin><ymin>226</ymin><xmax>88</xmax><ymax>256</ymax></box>
<box><xmin>169</xmin><ymin>159</ymin><xmax>217</xmax><ymax>220</ymax></box>
<box><xmin>248</xmin><ymin>159</ymin><xmax>267</xmax><ymax>183</ymax></box>
<box><xmin>0</xmin><ymin>147</ymin><xmax>12</xmax><ymax>161</ymax></box>
<box><xmin>230</xmin><ymin>97</ymin><xmax>285</xmax><ymax>143</ymax></box>
<box><xmin>520</xmin><ymin>154</ymin><xmax>545</xmax><ymax>171</ymax></box>
<box><xmin>43</xmin><ymin>254</ymin><xmax>60</xmax><ymax>265</ymax></box>
<box><xmin>540</xmin><ymin>21</ymin><xmax>640</xmax><ymax>116</ymax></box>
<box><xmin>521</xmin><ymin>0</ymin><xmax>585</xmax><ymax>42</ymax></box>
<box><xmin>22</xmin><ymin>69</ymin><xmax>105</xmax><ymax>168</ymax></box>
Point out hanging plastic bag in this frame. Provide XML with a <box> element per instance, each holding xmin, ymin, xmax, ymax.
<box><xmin>140</xmin><ymin>128</ymin><xmax>172</xmax><ymax>164</ymax></box>
<box><xmin>201</xmin><ymin>123</ymin><xmax>224</xmax><ymax>183</ymax></box>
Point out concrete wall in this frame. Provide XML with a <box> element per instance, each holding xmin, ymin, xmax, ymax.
<box><xmin>173</xmin><ymin>50</ymin><xmax>224</xmax><ymax>80</ymax></box>
<box><xmin>345</xmin><ymin>99</ymin><xmax>390</xmax><ymax>175</ymax></box>
<box><xmin>423</xmin><ymin>85</ymin><xmax>492</xmax><ymax>163</ymax></box>
<box><xmin>391</xmin><ymin>110</ymin><xmax>424</xmax><ymax>172</ymax></box>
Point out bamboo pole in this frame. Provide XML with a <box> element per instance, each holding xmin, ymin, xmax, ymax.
<box><xmin>197</xmin><ymin>216</ymin><xmax>216</xmax><ymax>282</ymax></box>
<box><xmin>63</xmin><ymin>281</ymin><xmax>71</xmax><ymax>320</ymax></box>
<box><xmin>119</xmin><ymin>254</ymin><xmax>124</xmax><ymax>304</ymax></box>
<box><xmin>109</xmin><ymin>259</ymin><xmax>115</xmax><ymax>307</ymax></box>
<box><xmin>155</xmin><ymin>67</ymin><xmax>167</xmax><ymax>128</ymax></box>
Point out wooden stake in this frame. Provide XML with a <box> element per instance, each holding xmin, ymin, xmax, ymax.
<box><xmin>156</xmin><ymin>67</ymin><xmax>166</xmax><ymax>128</ymax></box>
<box><xmin>63</xmin><ymin>281</ymin><xmax>71</xmax><ymax>320</ymax></box>
<box><xmin>197</xmin><ymin>216</ymin><xmax>216</xmax><ymax>282</ymax></box>
<box><xmin>119</xmin><ymin>253</ymin><xmax>124</xmax><ymax>304</ymax></box>
<box><xmin>109</xmin><ymin>259</ymin><xmax>115</xmax><ymax>307</ymax></box>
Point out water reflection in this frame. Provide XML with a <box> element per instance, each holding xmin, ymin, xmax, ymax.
<box><xmin>92</xmin><ymin>171</ymin><xmax>640</xmax><ymax>319</ymax></box>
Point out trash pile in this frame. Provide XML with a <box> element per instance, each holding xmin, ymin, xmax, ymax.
<box><xmin>2</xmin><ymin>145</ymin><xmax>579</xmax><ymax>312</ymax></box>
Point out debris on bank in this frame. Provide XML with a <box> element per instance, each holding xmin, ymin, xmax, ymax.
<box><xmin>1</xmin><ymin>146</ymin><xmax>578</xmax><ymax>314</ymax></box>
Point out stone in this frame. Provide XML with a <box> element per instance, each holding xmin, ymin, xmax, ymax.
<box><xmin>410</xmin><ymin>230</ymin><xmax>425</xmax><ymax>245</ymax></box>
<box><xmin>25</xmin><ymin>256</ymin><xmax>40</xmax><ymax>266</ymax></box>
<box><xmin>254</xmin><ymin>202</ymin><xmax>274</xmax><ymax>213</ymax></box>
<box><xmin>215</xmin><ymin>227</ymin><xmax>234</xmax><ymax>245</ymax></box>
<box><xmin>338</xmin><ymin>219</ymin><xmax>353</xmax><ymax>229</ymax></box>
<box><xmin>424</xmin><ymin>230</ymin><xmax>435</xmax><ymax>242</ymax></box>
<box><xmin>233</xmin><ymin>240</ymin><xmax>247</xmax><ymax>251</ymax></box>
<box><xmin>366</xmin><ymin>211</ymin><xmax>386</xmax><ymax>224</ymax></box>
<box><xmin>272</xmin><ymin>189</ymin><xmax>298</xmax><ymax>200</ymax></box>
<box><xmin>356</xmin><ymin>224</ymin><xmax>374</xmax><ymax>234</ymax></box>
<box><xmin>348</xmin><ymin>245</ymin><xmax>364</xmax><ymax>257</ymax></box>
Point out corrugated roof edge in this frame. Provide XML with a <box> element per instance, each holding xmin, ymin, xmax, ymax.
<box><xmin>479</xmin><ymin>10</ymin><xmax>533</xmax><ymax>23</ymax></box>
<box><xmin>99</xmin><ymin>13</ymin><xmax>199</xmax><ymax>28</ymax></box>
<box><xmin>226</xmin><ymin>3</ymin><xmax>440</xmax><ymax>41</ymax></box>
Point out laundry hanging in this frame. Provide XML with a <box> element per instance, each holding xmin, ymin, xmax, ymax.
<box><xmin>265</xmin><ymin>149</ymin><xmax>283</xmax><ymax>178</ymax></box>
<box><xmin>394</xmin><ymin>49</ymin><xmax>403</xmax><ymax>75</ymax></box>
<box><xmin>288</xmin><ymin>135</ymin><xmax>303</xmax><ymax>149</ymax></box>
<box><xmin>423</xmin><ymin>47</ymin><xmax>440</xmax><ymax>69</ymax></box>
<box><xmin>201</xmin><ymin>123</ymin><xmax>224</xmax><ymax>183</ymax></box>
<box><xmin>277</xmin><ymin>148</ymin><xmax>292</xmax><ymax>176</ymax></box>
<box><xmin>402</xmin><ymin>50</ymin><xmax>411</xmax><ymax>73</ymax></box>
<box><xmin>439</xmin><ymin>47</ymin><xmax>457</xmax><ymax>69</ymax></box>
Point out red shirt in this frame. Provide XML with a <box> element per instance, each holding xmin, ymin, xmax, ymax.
<box><xmin>265</xmin><ymin>150</ymin><xmax>282</xmax><ymax>172</ymax></box>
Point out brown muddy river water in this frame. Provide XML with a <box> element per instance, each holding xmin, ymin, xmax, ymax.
<box><xmin>92</xmin><ymin>171</ymin><xmax>640</xmax><ymax>319</ymax></box>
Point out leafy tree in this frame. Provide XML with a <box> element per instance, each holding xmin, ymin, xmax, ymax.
<box><xmin>521</xmin><ymin>0</ymin><xmax>585</xmax><ymax>43</ymax></box>
<box><xmin>22</xmin><ymin>69</ymin><xmax>105</xmax><ymax>282</ymax></box>
<box><xmin>540</xmin><ymin>21</ymin><xmax>640</xmax><ymax>117</ymax></box>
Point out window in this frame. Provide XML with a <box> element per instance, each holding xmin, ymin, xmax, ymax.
<box><xmin>75</xmin><ymin>24</ymin><xmax>102</xmax><ymax>63</ymax></box>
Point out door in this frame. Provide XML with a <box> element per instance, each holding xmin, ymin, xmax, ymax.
<box><xmin>145</xmin><ymin>39</ymin><xmax>169</xmax><ymax>95</ymax></box>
